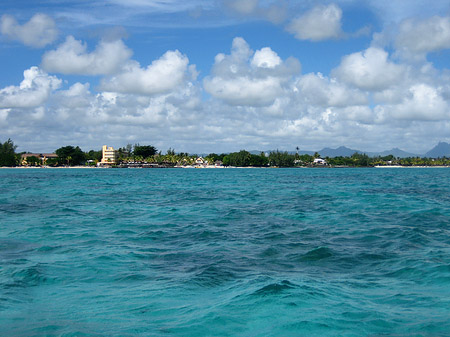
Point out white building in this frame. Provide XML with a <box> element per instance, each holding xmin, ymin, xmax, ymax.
<box><xmin>313</xmin><ymin>158</ymin><xmax>327</xmax><ymax>165</ymax></box>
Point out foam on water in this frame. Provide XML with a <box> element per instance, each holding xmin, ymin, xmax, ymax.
<box><xmin>0</xmin><ymin>168</ymin><xmax>449</xmax><ymax>336</ymax></box>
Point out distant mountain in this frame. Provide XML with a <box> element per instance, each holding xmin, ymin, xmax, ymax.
<box><xmin>261</xmin><ymin>146</ymin><xmax>416</xmax><ymax>158</ymax></box>
<box><xmin>425</xmin><ymin>142</ymin><xmax>450</xmax><ymax>158</ymax></box>
<box><xmin>318</xmin><ymin>146</ymin><xmax>359</xmax><ymax>158</ymax></box>
<box><xmin>368</xmin><ymin>148</ymin><xmax>418</xmax><ymax>158</ymax></box>
<box><xmin>219</xmin><ymin>142</ymin><xmax>450</xmax><ymax>159</ymax></box>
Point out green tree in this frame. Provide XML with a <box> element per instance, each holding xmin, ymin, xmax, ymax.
<box><xmin>222</xmin><ymin>150</ymin><xmax>253</xmax><ymax>166</ymax></box>
<box><xmin>86</xmin><ymin>150</ymin><xmax>102</xmax><ymax>162</ymax></box>
<box><xmin>268</xmin><ymin>151</ymin><xmax>295</xmax><ymax>167</ymax></box>
<box><xmin>351</xmin><ymin>153</ymin><xmax>371</xmax><ymax>167</ymax></box>
<box><xmin>298</xmin><ymin>154</ymin><xmax>313</xmax><ymax>165</ymax></box>
<box><xmin>134</xmin><ymin>144</ymin><xmax>157</xmax><ymax>158</ymax></box>
<box><xmin>0</xmin><ymin>139</ymin><xmax>18</xmax><ymax>167</ymax></box>
<box><xmin>27</xmin><ymin>156</ymin><xmax>41</xmax><ymax>166</ymax></box>
<box><xmin>381</xmin><ymin>154</ymin><xmax>394</xmax><ymax>162</ymax></box>
<box><xmin>55</xmin><ymin>146</ymin><xmax>86</xmax><ymax>166</ymax></box>
<box><xmin>46</xmin><ymin>157</ymin><xmax>59</xmax><ymax>167</ymax></box>
<box><xmin>249</xmin><ymin>153</ymin><xmax>269</xmax><ymax>166</ymax></box>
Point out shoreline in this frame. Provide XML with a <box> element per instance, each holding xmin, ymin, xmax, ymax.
<box><xmin>2</xmin><ymin>165</ymin><xmax>450</xmax><ymax>169</ymax></box>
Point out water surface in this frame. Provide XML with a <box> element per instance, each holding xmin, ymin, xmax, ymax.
<box><xmin>1</xmin><ymin>168</ymin><xmax>449</xmax><ymax>336</ymax></box>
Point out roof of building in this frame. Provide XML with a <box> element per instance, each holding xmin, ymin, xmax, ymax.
<box><xmin>21</xmin><ymin>153</ymin><xmax>58</xmax><ymax>158</ymax></box>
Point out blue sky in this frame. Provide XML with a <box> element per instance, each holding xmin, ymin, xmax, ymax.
<box><xmin>1</xmin><ymin>0</ymin><xmax>449</xmax><ymax>154</ymax></box>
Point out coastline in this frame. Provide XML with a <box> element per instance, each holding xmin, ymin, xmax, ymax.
<box><xmin>2</xmin><ymin>165</ymin><xmax>450</xmax><ymax>169</ymax></box>
<box><xmin>0</xmin><ymin>166</ymin><xmax>98</xmax><ymax>169</ymax></box>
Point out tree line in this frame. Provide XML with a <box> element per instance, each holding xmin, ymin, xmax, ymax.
<box><xmin>1</xmin><ymin>138</ymin><xmax>450</xmax><ymax>167</ymax></box>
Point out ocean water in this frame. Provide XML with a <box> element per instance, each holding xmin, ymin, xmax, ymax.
<box><xmin>0</xmin><ymin>168</ymin><xmax>449</xmax><ymax>336</ymax></box>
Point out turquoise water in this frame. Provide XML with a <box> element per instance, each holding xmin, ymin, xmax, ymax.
<box><xmin>1</xmin><ymin>168</ymin><xmax>449</xmax><ymax>336</ymax></box>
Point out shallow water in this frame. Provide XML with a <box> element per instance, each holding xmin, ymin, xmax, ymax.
<box><xmin>1</xmin><ymin>168</ymin><xmax>449</xmax><ymax>336</ymax></box>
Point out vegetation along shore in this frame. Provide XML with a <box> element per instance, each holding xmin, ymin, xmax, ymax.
<box><xmin>1</xmin><ymin>139</ymin><xmax>450</xmax><ymax>168</ymax></box>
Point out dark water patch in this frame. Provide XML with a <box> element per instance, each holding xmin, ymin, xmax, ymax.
<box><xmin>282</xmin><ymin>320</ymin><xmax>331</xmax><ymax>333</ymax></box>
<box><xmin>7</xmin><ymin>264</ymin><xmax>51</xmax><ymax>288</ymax></box>
<box><xmin>0</xmin><ymin>239</ymin><xmax>36</xmax><ymax>259</ymax></box>
<box><xmin>36</xmin><ymin>244</ymin><xmax>61</xmax><ymax>252</ymax></box>
<box><xmin>384</xmin><ymin>266</ymin><xmax>426</xmax><ymax>280</ymax></box>
<box><xmin>197</xmin><ymin>229</ymin><xmax>226</xmax><ymax>241</ymax></box>
<box><xmin>259</xmin><ymin>247</ymin><xmax>280</xmax><ymax>257</ymax></box>
<box><xmin>113</xmin><ymin>229</ymin><xmax>137</xmax><ymax>236</ymax></box>
<box><xmin>95</xmin><ymin>254</ymin><xmax>117</xmax><ymax>262</ymax></box>
<box><xmin>115</xmin><ymin>273</ymin><xmax>152</xmax><ymax>282</ymax></box>
<box><xmin>261</xmin><ymin>231</ymin><xmax>288</xmax><ymax>241</ymax></box>
<box><xmin>252</xmin><ymin>280</ymin><xmax>296</xmax><ymax>296</ymax></box>
<box><xmin>0</xmin><ymin>201</ymin><xmax>43</xmax><ymax>214</ymax></box>
<box><xmin>190</xmin><ymin>264</ymin><xmax>237</xmax><ymax>287</ymax></box>
<box><xmin>299</xmin><ymin>247</ymin><xmax>334</xmax><ymax>262</ymax></box>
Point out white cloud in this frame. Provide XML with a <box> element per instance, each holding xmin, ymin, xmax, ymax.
<box><xmin>251</xmin><ymin>47</ymin><xmax>281</xmax><ymax>68</ymax></box>
<box><xmin>225</xmin><ymin>0</ymin><xmax>259</xmax><ymax>15</ymax></box>
<box><xmin>223</xmin><ymin>0</ymin><xmax>286</xmax><ymax>24</ymax></box>
<box><xmin>294</xmin><ymin>73</ymin><xmax>368</xmax><ymax>108</ymax></box>
<box><xmin>286</xmin><ymin>4</ymin><xmax>343</xmax><ymax>41</ymax></box>
<box><xmin>395</xmin><ymin>15</ymin><xmax>450</xmax><ymax>59</ymax></box>
<box><xmin>41</xmin><ymin>36</ymin><xmax>132</xmax><ymax>75</ymax></box>
<box><xmin>99</xmin><ymin>50</ymin><xmax>192</xmax><ymax>95</ymax></box>
<box><xmin>0</xmin><ymin>67</ymin><xmax>61</xmax><ymax>109</ymax></box>
<box><xmin>204</xmin><ymin>76</ymin><xmax>286</xmax><ymax>107</ymax></box>
<box><xmin>54</xmin><ymin>82</ymin><xmax>93</xmax><ymax>109</ymax></box>
<box><xmin>332</xmin><ymin>47</ymin><xmax>405</xmax><ymax>91</ymax></box>
<box><xmin>2</xmin><ymin>29</ymin><xmax>450</xmax><ymax>155</ymax></box>
<box><xmin>379</xmin><ymin>84</ymin><xmax>449</xmax><ymax>121</ymax></box>
<box><xmin>366</xmin><ymin>0</ymin><xmax>450</xmax><ymax>25</ymax></box>
<box><xmin>0</xmin><ymin>13</ymin><xmax>58</xmax><ymax>48</ymax></box>
<box><xmin>204</xmin><ymin>37</ymin><xmax>300</xmax><ymax>107</ymax></box>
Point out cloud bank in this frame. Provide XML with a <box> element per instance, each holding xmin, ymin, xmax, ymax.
<box><xmin>1</xmin><ymin>3</ymin><xmax>450</xmax><ymax>154</ymax></box>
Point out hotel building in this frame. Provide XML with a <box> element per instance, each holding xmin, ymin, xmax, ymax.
<box><xmin>100</xmin><ymin>145</ymin><xmax>117</xmax><ymax>165</ymax></box>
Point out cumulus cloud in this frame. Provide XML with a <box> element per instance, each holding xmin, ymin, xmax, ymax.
<box><xmin>1</xmin><ymin>71</ymin><xmax>204</xmax><ymax>153</ymax></box>
<box><xmin>99</xmin><ymin>50</ymin><xmax>193</xmax><ymax>95</ymax></box>
<box><xmin>395</xmin><ymin>15</ymin><xmax>450</xmax><ymax>59</ymax></box>
<box><xmin>332</xmin><ymin>47</ymin><xmax>405</xmax><ymax>91</ymax></box>
<box><xmin>251</xmin><ymin>47</ymin><xmax>282</xmax><ymax>68</ymax></box>
<box><xmin>0</xmin><ymin>13</ymin><xmax>58</xmax><ymax>48</ymax></box>
<box><xmin>378</xmin><ymin>84</ymin><xmax>449</xmax><ymax>121</ymax></box>
<box><xmin>287</xmin><ymin>4</ymin><xmax>343</xmax><ymax>41</ymax></box>
<box><xmin>2</xmin><ymin>29</ymin><xmax>450</xmax><ymax>155</ymax></box>
<box><xmin>204</xmin><ymin>37</ymin><xmax>300</xmax><ymax>107</ymax></box>
<box><xmin>41</xmin><ymin>36</ymin><xmax>132</xmax><ymax>75</ymax></box>
<box><xmin>0</xmin><ymin>66</ymin><xmax>61</xmax><ymax>109</ymax></box>
<box><xmin>53</xmin><ymin>82</ymin><xmax>93</xmax><ymax>109</ymax></box>
<box><xmin>294</xmin><ymin>73</ymin><xmax>368</xmax><ymax>108</ymax></box>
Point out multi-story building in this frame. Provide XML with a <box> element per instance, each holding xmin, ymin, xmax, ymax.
<box><xmin>100</xmin><ymin>145</ymin><xmax>117</xmax><ymax>165</ymax></box>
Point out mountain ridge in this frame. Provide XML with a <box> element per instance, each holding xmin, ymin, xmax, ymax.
<box><xmin>258</xmin><ymin>142</ymin><xmax>449</xmax><ymax>158</ymax></box>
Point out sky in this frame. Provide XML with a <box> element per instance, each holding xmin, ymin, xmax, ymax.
<box><xmin>0</xmin><ymin>0</ymin><xmax>449</xmax><ymax>154</ymax></box>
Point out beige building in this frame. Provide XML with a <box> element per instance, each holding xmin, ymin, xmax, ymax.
<box><xmin>21</xmin><ymin>153</ymin><xmax>58</xmax><ymax>166</ymax></box>
<box><xmin>100</xmin><ymin>145</ymin><xmax>117</xmax><ymax>165</ymax></box>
